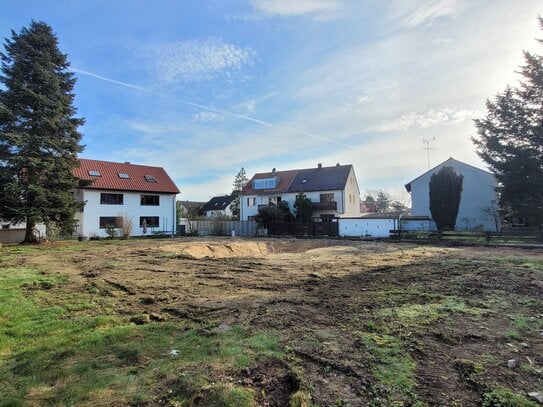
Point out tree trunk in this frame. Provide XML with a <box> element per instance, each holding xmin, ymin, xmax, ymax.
<box><xmin>23</xmin><ymin>217</ymin><xmax>38</xmax><ymax>244</ymax></box>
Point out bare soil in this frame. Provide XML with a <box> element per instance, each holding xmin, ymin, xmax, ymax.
<box><xmin>15</xmin><ymin>238</ymin><xmax>543</xmax><ymax>406</ymax></box>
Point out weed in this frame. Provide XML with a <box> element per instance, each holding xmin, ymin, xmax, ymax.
<box><xmin>482</xmin><ymin>387</ymin><xmax>538</xmax><ymax>407</ymax></box>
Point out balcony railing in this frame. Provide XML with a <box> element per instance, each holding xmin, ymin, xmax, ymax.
<box><xmin>312</xmin><ymin>201</ymin><xmax>337</xmax><ymax>211</ymax></box>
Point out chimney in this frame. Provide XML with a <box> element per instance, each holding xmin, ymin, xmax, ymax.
<box><xmin>272</xmin><ymin>168</ymin><xmax>276</xmax><ymax>173</ymax></box>
<box><xmin>124</xmin><ymin>161</ymin><xmax>130</xmax><ymax>164</ymax></box>
<box><xmin>317</xmin><ymin>163</ymin><xmax>322</xmax><ymax>169</ymax></box>
<box><xmin>336</xmin><ymin>162</ymin><xmax>340</xmax><ymax>166</ymax></box>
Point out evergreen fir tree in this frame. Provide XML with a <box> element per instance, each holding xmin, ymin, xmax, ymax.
<box><xmin>473</xmin><ymin>17</ymin><xmax>543</xmax><ymax>226</ymax></box>
<box><xmin>429</xmin><ymin>166</ymin><xmax>464</xmax><ymax>231</ymax></box>
<box><xmin>0</xmin><ymin>21</ymin><xmax>86</xmax><ymax>243</ymax></box>
<box><xmin>230</xmin><ymin>167</ymin><xmax>248</xmax><ymax>220</ymax></box>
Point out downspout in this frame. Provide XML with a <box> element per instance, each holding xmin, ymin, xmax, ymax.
<box><xmin>172</xmin><ymin>195</ymin><xmax>176</xmax><ymax>236</ymax></box>
<box><xmin>341</xmin><ymin>189</ymin><xmax>345</xmax><ymax>214</ymax></box>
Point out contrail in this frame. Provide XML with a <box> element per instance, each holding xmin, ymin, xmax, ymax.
<box><xmin>72</xmin><ymin>69</ymin><xmax>151</xmax><ymax>93</ymax></box>
<box><xmin>72</xmin><ymin>68</ymin><xmax>352</xmax><ymax>148</ymax></box>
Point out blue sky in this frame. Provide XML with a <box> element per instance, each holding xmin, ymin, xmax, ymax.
<box><xmin>1</xmin><ymin>0</ymin><xmax>542</xmax><ymax>201</ymax></box>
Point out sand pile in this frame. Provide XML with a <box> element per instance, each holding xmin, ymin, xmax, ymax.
<box><xmin>159</xmin><ymin>241</ymin><xmax>269</xmax><ymax>259</ymax></box>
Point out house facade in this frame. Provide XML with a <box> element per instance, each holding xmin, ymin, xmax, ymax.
<box><xmin>240</xmin><ymin>163</ymin><xmax>360</xmax><ymax>221</ymax></box>
<box><xmin>201</xmin><ymin>195</ymin><xmax>235</xmax><ymax>218</ymax></box>
<box><xmin>73</xmin><ymin>159</ymin><xmax>179</xmax><ymax>238</ymax></box>
<box><xmin>405</xmin><ymin>157</ymin><xmax>499</xmax><ymax>231</ymax></box>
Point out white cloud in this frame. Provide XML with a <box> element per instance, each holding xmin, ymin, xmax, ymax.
<box><xmin>146</xmin><ymin>38</ymin><xmax>255</xmax><ymax>84</ymax></box>
<box><xmin>389</xmin><ymin>0</ymin><xmax>465</xmax><ymax>29</ymax></box>
<box><xmin>192</xmin><ymin>111</ymin><xmax>226</xmax><ymax>123</ymax></box>
<box><xmin>373</xmin><ymin>108</ymin><xmax>478</xmax><ymax>133</ymax></box>
<box><xmin>250</xmin><ymin>0</ymin><xmax>342</xmax><ymax>18</ymax></box>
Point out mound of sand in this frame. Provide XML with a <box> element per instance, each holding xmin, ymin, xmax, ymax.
<box><xmin>159</xmin><ymin>241</ymin><xmax>269</xmax><ymax>259</ymax></box>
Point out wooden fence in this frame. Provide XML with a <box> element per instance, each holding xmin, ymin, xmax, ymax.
<box><xmin>0</xmin><ymin>229</ymin><xmax>26</xmax><ymax>244</ymax></box>
<box><xmin>268</xmin><ymin>221</ymin><xmax>339</xmax><ymax>237</ymax></box>
<box><xmin>389</xmin><ymin>228</ymin><xmax>543</xmax><ymax>244</ymax></box>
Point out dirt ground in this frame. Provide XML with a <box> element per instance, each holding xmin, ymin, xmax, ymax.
<box><xmin>14</xmin><ymin>238</ymin><xmax>543</xmax><ymax>406</ymax></box>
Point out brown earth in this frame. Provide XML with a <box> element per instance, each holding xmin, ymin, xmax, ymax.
<box><xmin>15</xmin><ymin>238</ymin><xmax>543</xmax><ymax>406</ymax></box>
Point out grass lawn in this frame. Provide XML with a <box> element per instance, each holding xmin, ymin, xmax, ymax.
<box><xmin>0</xmin><ymin>238</ymin><xmax>541</xmax><ymax>406</ymax></box>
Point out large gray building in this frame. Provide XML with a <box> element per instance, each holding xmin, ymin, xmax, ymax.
<box><xmin>405</xmin><ymin>158</ymin><xmax>499</xmax><ymax>231</ymax></box>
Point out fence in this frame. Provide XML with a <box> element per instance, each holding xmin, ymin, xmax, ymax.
<box><xmin>0</xmin><ymin>229</ymin><xmax>26</xmax><ymax>244</ymax></box>
<box><xmin>268</xmin><ymin>221</ymin><xmax>339</xmax><ymax>237</ymax></box>
<box><xmin>389</xmin><ymin>228</ymin><xmax>543</xmax><ymax>244</ymax></box>
<box><xmin>187</xmin><ymin>220</ymin><xmax>257</xmax><ymax>237</ymax></box>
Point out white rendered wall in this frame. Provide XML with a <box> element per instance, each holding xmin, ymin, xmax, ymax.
<box><xmin>343</xmin><ymin>167</ymin><xmax>361</xmax><ymax>216</ymax></box>
<box><xmin>409</xmin><ymin>161</ymin><xmax>498</xmax><ymax>231</ymax></box>
<box><xmin>77</xmin><ymin>190</ymin><xmax>176</xmax><ymax>238</ymax></box>
<box><xmin>240</xmin><ymin>190</ymin><xmax>346</xmax><ymax>221</ymax></box>
<box><xmin>339</xmin><ymin>218</ymin><xmax>395</xmax><ymax>238</ymax></box>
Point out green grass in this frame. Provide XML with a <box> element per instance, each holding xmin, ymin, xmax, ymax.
<box><xmin>482</xmin><ymin>387</ymin><xmax>539</xmax><ymax>407</ymax></box>
<box><xmin>0</xmin><ymin>264</ymin><xmax>282</xmax><ymax>406</ymax></box>
<box><xmin>505</xmin><ymin>314</ymin><xmax>543</xmax><ymax>341</ymax></box>
<box><xmin>490</xmin><ymin>257</ymin><xmax>543</xmax><ymax>271</ymax></box>
<box><xmin>377</xmin><ymin>296</ymin><xmax>478</xmax><ymax>329</ymax></box>
<box><xmin>358</xmin><ymin>332</ymin><xmax>416</xmax><ymax>402</ymax></box>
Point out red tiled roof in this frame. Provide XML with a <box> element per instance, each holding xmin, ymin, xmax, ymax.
<box><xmin>73</xmin><ymin>159</ymin><xmax>180</xmax><ymax>194</ymax></box>
<box><xmin>241</xmin><ymin>170</ymin><xmax>298</xmax><ymax>195</ymax></box>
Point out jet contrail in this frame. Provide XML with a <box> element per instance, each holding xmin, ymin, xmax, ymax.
<box><xmin>72</xmin><ymin>68</ymin><xmax>352</xmax><ymax>148</ymax></box>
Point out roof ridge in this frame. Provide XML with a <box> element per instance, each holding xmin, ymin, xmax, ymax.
<box><xmin>79</xmin><ymin>158</ymin><xmax>165</xmax><ymax>170</ymax></box>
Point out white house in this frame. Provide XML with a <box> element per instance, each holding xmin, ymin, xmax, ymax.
<box><xmin>201</xmin><ymin>195</ymin><xmax>235</xmax><ymax>218</ymax></box>
<box><xmin>240</xmin><ymin>163</ymin><xmax>361</xmax><ymax>221</ymax></box>
<box><xmin>405</xmin><ymin>157</ymin><xmax>499</xmax><ymax>231</ymax></box>
<box><xmin>73</xmin><ymin>159</ymin><xmax>179</xmax><ymax>238</ymax></box>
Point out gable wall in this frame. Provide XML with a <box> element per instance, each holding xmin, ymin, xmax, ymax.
<box><xmin>410</xmin><ymin>161</ymin><xmax>498</xmax><ymax>231</ymax></box>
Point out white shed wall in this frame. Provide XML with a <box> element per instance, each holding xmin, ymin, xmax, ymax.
<box><xmin>339</xmin><ymin>218</ymin><xmax>396</xmax><ymax>238</ymax></box>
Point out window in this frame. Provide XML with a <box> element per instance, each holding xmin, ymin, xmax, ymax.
<box><xmin>99</xmin><ymin>217</ymin><xmax>120</xmax><ymax>229</ymax></box>
<box><xmin>253</xmin><ymin>177</ymin><xmax>277</xmax><ymax>189</ymax></box>
<box><xmin>247</xmin><ymin>198</ymin><xmax>256</xmax><ymax>207</ymax></box>
<box><xmin>118</xmin><ymin>173</ymin><xmax>130</xmax><ymax>179</ymax></box>
<box><xmin>2</xmin><ymin>224</ymin><xmax>9</xmax><ymax>230</ymax></box>
<box><xmin>269</xmin><ymin>196</ymin><xmax>281</xmax><ymax>206</ymax></box>
<box><xmin>100</xmin><ymin>193</ymin><xmax>123</xmax><ymax>205</ymax></box>
<box><xmin>88</xmin><ymin>170</ymin><xmax>101</xmax><ymax>177</ymax></box>
<box><xmin>320</xmin><ymin>193</ymin><xmax>334</xmax><ymax>203</ymax></box>
<box><xmin>140</xmin><ymin>216</ymin><xmax>159</xmax><ymax>228</ymax></box>
<box><xmin>321</xmin><ymin>214</ymin><xmax>335</xmax><ymax>222</ymax></box>
<box><xmin>140</xmin><ymin>195</ymin><xmax>160</xmax><ymax>206</ymax></box>
<box><xmin>144</xmin><ymin>175</ymin><xmax>157</xmax><ymax>183</ymax></box>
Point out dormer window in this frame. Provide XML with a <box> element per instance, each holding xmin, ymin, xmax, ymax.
<box><xmin>88</xmin><ymin>170</ymin><xmax>101</xmax><ymax>177</ymax></box>
<box><xmin>253</xmin><ymin>177</ymin><xmax>277</xmax><ymax>189</ymax></box>
<box><xmin>118</xmin><ymin>173</ymin><xmax>130</xmax><ymax>179</ymax></box>
<box><xmin>144</xmin><ymin>175</ymin><xmax>157</xmax><ymax>183</ymax></box>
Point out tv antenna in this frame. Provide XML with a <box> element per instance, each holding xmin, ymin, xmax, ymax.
<box><xmin>423</xmin><ymin>137</ymin><xmax>436</xmax><ymax>169</ymax></box>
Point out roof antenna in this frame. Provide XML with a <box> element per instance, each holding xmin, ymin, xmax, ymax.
<box><xmin>423</xmin><ymin>137</ymin><xmax>436</xmax><ymax>169</ymax></box>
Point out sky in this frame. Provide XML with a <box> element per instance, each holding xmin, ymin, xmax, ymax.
<box><xmin>1</xmin><ymin>0</ymin><xmax>542</xmax><ymax>201</ymax></box>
